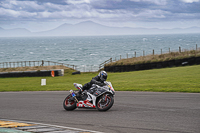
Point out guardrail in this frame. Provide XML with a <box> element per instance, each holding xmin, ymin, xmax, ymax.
<box><xmin>0</xmin><ymin>60</ymin><xmax>76</xmax><ymax>70</ymax></box>
<box><xmin>99</xmin><ymin>58</ymin><xmax>112</xmax><ymax>70</ymax></box>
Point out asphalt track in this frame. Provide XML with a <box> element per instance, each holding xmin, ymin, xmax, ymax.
<box><xmin>0</xmin><ymin>91</ymin><xmax>200</xmax><ymax>133</ymax></box>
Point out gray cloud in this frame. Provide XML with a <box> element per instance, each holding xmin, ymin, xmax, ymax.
<box><xmin>0</xmin><ymin>0</ymin><xmax>199</xmax><ymax>30</ymax></box>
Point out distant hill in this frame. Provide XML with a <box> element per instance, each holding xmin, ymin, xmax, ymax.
<box><xmin>0</xmin><ymin>27</ymin><xmax>32</xmax><ymax>37</ymax></box>
<box><xmin>0</xmin><ymin>21</ymin><xmax>200</xmax><ymax>37</ymax></box>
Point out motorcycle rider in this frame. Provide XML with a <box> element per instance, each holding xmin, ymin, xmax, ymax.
<box><xmin>78</xmin><ymin>71</ymin><xmax>108</xmax><ymax>94</ymax></box>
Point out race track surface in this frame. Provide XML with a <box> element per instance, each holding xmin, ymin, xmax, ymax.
<box><xmin>0</xmin><ymin>91</ymin><xmax>200</xmax><ymax>133</ymax></box>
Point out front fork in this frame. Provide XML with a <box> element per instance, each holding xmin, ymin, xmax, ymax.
<box><xmin>100</xmin><ymin>94</ymin><xmax>108</xmax><ymax>103</ymax></box>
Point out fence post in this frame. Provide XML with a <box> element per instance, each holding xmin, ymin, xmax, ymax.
<box><xmin>153</xmin><ymin>49</ymin><xmax>154</xmax><ymax>55</ymax></box>
<box><xmin>179</xmin><ymin>47</ymin><xmax>181</xmax><ymax>53</ymax></box>
<box><xmin>127</xmin><ymin>54</ymin><xmax>128</xmax><ymax>59</ymax></box>
<box><xmin>135</xmin><ymin>52</ymin><xmax>136</xmax><ymax>57</ymax></box>
<box><xmin>169</xmin><ymin>48</ymin><xmax>170</xmax><ymax>53</ymax></box>
<box><xmin>120</xmin><ymin>55</ymin><xmax>121</xmax><ymax>60</ymax></box>
<box><xmin>196</xmin><ymin>44</ymin><xmax>197</xmax><ymax>51</ymax></box>
<box><xmin>143</xmin><ymin>50</ymin><xmax>145</xmax><ymax>56</ymax></box>
<box><xmin>161</xmin><ymin>49</ymin><xmax>162</xmax><ymax>55</ymax></box>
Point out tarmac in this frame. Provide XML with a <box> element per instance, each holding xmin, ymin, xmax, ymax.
<box><xmin>1</xmin><ymin>91</ymin><xmax>200</xmax><ymax>133</ymax></box>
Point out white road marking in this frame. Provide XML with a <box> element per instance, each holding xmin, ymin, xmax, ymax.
<box><xmin>0</xmin><ymin>119</ymin><xmax>104</xmax><ymax>133</ymax></box>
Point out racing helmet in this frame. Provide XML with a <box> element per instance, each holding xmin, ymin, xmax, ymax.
<box><xmin>98</xmin><ymin>71</ymin><xmax>107</xmax><ymax>81</ymax></box>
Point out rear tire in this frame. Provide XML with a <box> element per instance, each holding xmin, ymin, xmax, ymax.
<box><xmin>63</xmin><ymin>94</ymin><xmax>77</xmax><ymax>111</ymax></box>
<box><xmin>96</xmin><ymin>94</ymin><xmax>114</xmax><ymax>111</ymax></box>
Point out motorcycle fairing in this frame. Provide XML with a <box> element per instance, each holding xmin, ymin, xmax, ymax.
<box><xmin>86</xmin><ymin>92</ymin><xmax>97</xmax><ymax>106</ymax></box>
<box><xmin>73</xmin><ymin>83</ymin><xmax>82</xmax><ymax>90</ymax></box>
<box><xmin>77</xmin><ymin>100</ymin><xmax>96</xmax><ymax>108</ymax></box>
<box><xmin>76</xmin><ymin>92</ymin><xmax>97</xmax><ymax>108</ymax></box>
<box><xmin>93</xmin><ymin>88</ymin><xmax>107</xmax><ymax>97</ymax></box>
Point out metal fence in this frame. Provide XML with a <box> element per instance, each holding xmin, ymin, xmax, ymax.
<box><xmin>99</xmin><ymin>44</ymin><xmax>199</xmax><ymax>70</ymax></box>
<box><xmin>0</xmin><ymin>60</ymin><xmax>76</xmax><ymax>70</ymax></box>
<box><xmin>0</xmin><ymin>60</ymin><xmax>101</xmax><ymax>72</ymax></box>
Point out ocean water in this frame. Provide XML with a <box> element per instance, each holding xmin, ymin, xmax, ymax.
<box><xmin>0</xmin><ymin>34</ymin><xmax>200</xmax><ymax>71</ymax></box>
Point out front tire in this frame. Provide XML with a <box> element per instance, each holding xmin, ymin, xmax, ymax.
<box><xmin>63</xmin><ymin>94</ymin><xmax>77</xmax><ymax>111</ymax></box>
<box><xmin>96</xmin><ymin>94</ymin><xmax>114</xmax><ymax>111</ymax></box>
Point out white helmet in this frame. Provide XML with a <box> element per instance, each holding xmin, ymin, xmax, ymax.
<box><xmin>98</xmin><ymin>71</ymin><xmax>107</xmax><ymax>81</ymax></box>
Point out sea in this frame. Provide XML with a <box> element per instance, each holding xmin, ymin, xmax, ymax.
<box><xmin>0</xmin><ymin>33</ymin><xmax>200</xmax><ymax>72</ymax></box>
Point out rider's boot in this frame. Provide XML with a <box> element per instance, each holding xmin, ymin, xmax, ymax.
<box><xmin>76</xmin><ymin>88</ymin><xmax>83</xmax><ymax>97</ymax></box>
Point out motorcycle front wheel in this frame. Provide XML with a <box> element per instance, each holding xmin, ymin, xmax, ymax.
<box><xmin>96</xmin><ymin>94</ymin><xmax>114</xmax><ymax>111</ymax></box>
<box><xmin>63</xmin><ymin>94</ymin><xmax>77</xmax><ymax>111</ymax></box>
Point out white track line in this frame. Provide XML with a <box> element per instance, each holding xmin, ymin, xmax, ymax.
<box><xmin>0</xmin><ymin>119</ymin><xmax>104</xmax><ymax>133</ymax></box>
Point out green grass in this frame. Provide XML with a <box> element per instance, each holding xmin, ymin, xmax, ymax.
<box><xmin>0</xmin><ymin>65</ymin><xmax>200</xmax><ymax>93</ymax></box>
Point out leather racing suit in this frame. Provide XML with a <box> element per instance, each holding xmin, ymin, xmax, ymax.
<box><xmin>82</xmin><ymin>75</ymin><xmax>105</xmax><ymax>91</ymax></box>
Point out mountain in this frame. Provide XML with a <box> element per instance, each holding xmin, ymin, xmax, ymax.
<box><xmin>0</xmin><ymin>21</ymin><xmax>200</xmax><ymax>37</ymax></box>
<box><xmin>0</xmin><ymin>28</ymin><xmax>31</xmax><ymax>37</ymax></box>
<box><xmin>36</xmin><ymin>21</ymin><xmax>114</xmax><ymax>36</ymax></box>
<box><xmin>35</xmin><ymin>21</ymin><xmax>200</xmax><ymax>36</ymax></box>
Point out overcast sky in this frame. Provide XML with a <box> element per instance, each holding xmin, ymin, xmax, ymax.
<box><xmin>0</xmin><ymin>0</ymin><xmax>200</xmax><ymax>32</ymax></box>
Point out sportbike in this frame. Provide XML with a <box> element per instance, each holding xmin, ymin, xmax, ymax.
<box><xmin>63</xmin><ymin>81</ymin><xmax>115</xmax><ymax>111</ymax></box>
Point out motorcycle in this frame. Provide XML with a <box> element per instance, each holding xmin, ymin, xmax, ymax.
<box><xmin>63</xmin><ymin>81</ymin><xmax>115</xmax><ymax>111</ymax></box>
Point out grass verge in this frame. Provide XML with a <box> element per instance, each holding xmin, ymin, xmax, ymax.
<box><xmin>107</xmin><ymin>49</ymin><xmax>200</xmax><ymax>66</ymax></box>
<box><xmin>0</xmin><ymin>65</ymin><xmax>200</xmax><ymax>93</ymax></box>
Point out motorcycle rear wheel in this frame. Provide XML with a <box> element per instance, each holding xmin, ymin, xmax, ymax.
<box><xmin>96</xmin><ymin>94</ymin><xmax>114</xmax><ymax>111</ymax></box>
<box><xmin>63</xmin><ymin>94</ymin><xmax>77</xmax><ymax>111</ymax></box>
